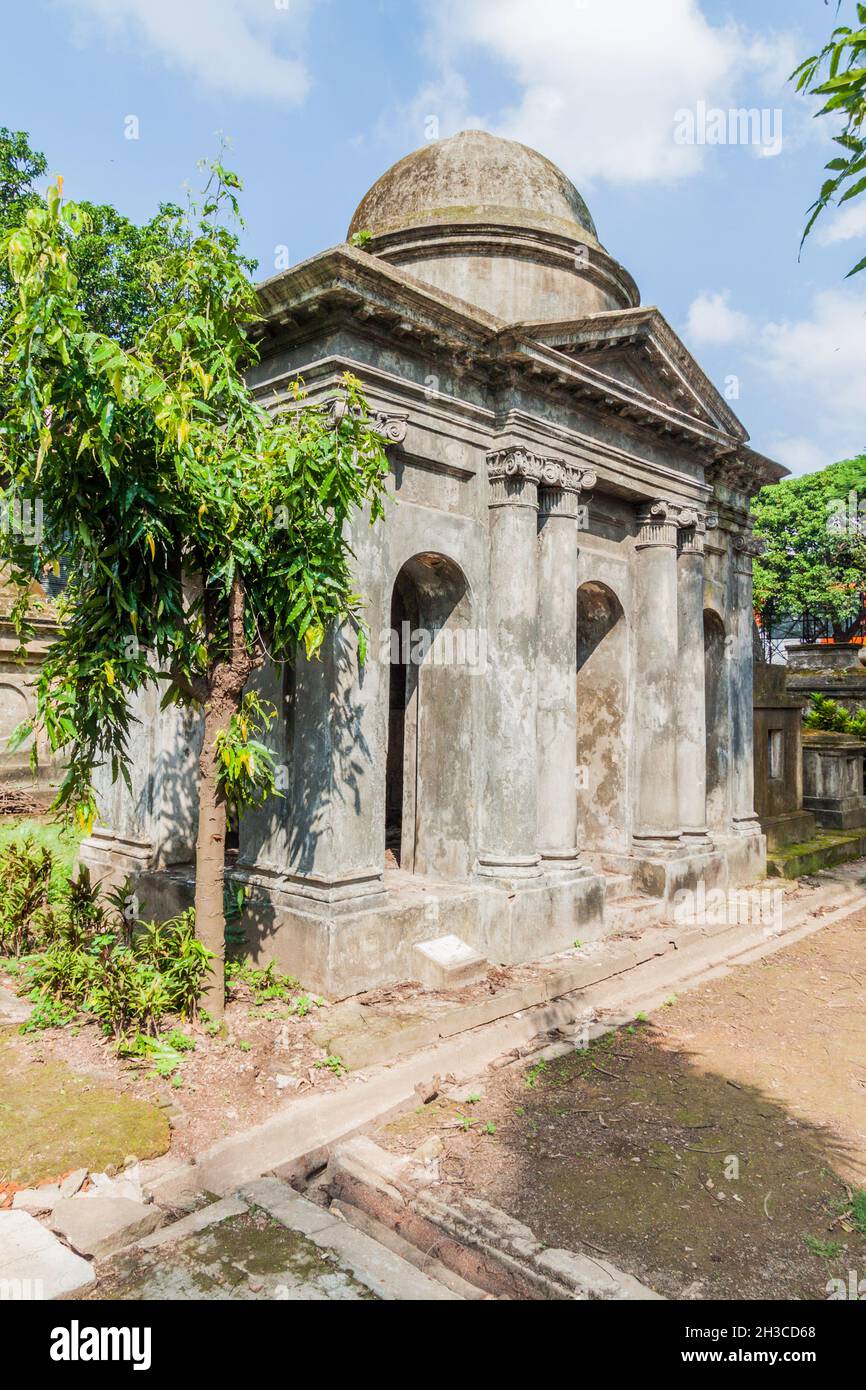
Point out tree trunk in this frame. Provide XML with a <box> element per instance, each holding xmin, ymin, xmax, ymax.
<box><xmin>194</xmin><ymin>698</ymin><xmax>233</xmax><ymax>1018</ymax></box>
<box><xmin>193</xmin><ymin>577</ymin><xmax>256</xmax><ymax>1018</ymax></box>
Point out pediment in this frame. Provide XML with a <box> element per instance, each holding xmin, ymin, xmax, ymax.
<box><xmin>515</xmin><ymin>308</ymin><xmax>747</xmax><ymax>442</ymax></box>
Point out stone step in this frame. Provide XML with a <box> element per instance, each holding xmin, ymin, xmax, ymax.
<box><xmin>0</xmin><ymin>1210</ymin><xmax>96</xmax><ymax>1300</ymax></box>
<box><xmin>767</xmin><ymin>829</ymin><xmax>866</xmax><ymax>879</ymax></box>
<box><xmin>602</xmin><ymin>872</ymin><xmax>634</xmax><ymax>903</ymax></box>
<box><xmin>606</xmin><ymin>895</ymin><xmax>668</xmax><ymax>932</ymax></box>
<box><xmin>328</xmin><ymin>1197</ymin><xmax>488</xmax><ymax>1299</ymax></box>
<box><xmin>237</xmin><ymin>1176</ymin><xmax>464</xmax><ymax>1300</ymax></box>
<box><xmin>327</xmin><ymin>1138</ymin><xmax>663</xmax><ymax>1301</ymax></box>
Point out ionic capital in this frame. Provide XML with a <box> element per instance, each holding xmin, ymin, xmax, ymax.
<box><xmin>635</xmin><ymin>498</ymin><xmax>679</xmax><ymax>548</ymax></box>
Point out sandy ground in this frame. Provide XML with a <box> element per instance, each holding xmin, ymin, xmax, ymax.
<box><xmin>374</xmin><ymin>907</ymin><xmax>866</xmax><ymax>1300</ymax></box>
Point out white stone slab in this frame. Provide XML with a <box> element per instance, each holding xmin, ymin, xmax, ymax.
<box><xmin>416</xmin><ymin>934</ymin><xmax>479</xmax><ymax>967</ymax></box>
<box><xmin>412</xmin><ymin>935</ymin><xmax>488</xmax><ymax>988</ymax></box>
<box><xmin>0</xmin><ymin>984</ymin><xmax>32</xmax><ymax>1024</ymax></box>
<box><xmin>0</xmin><ymin>1210</ymin><xmax>96</xmax><ymax>1299</ymax></box>
<box><xmin>51</xmin><ymin>1195</ymin><xmax>164</xmax><ymax>1259</ymax></box>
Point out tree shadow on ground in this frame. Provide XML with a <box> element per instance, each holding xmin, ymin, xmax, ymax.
<box><xmin>449</xmin><ymin>1022</ymin><xmax>866</xmax><ymax>1301</ymax></box>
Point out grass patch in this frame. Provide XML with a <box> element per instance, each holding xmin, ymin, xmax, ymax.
<box><xmin>0</xmin><ymin>817</ymin><xmax>81</xmax><ymax>884</ymax></box>
<box><xmin>0</xmin><ymin>1031</ymin><xmax>169</xmax><ymax>1185</ymax></box>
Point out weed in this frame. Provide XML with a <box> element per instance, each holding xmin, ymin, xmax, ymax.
<box><xmin>803</xmin><ymin>1234</ymin><xmax>843</xmax><ymax>1259</ymax></box>
<box><xmin>525</xmin><ymin>1059</ymin><xmax>548</xmax><ymax>1089</ymax></box>
<box><xmin>20</xmin><ymin>993</ymin><xmax>77</xmax><ymax>1032</ymax></box>
<box><xmin>851</xmin><ymin>1190</ymin><xmax>866</xmax><ymax>1235</ymax></box>
<box><xmin>225</xmin><ymin>959</ymin><xmax>299</xmax><ymax>1006</ymax></box>
<box><xmin>314</xmin><ymin>1054</ymin><xmax>346</xmax><ymax>1077</ymax></box>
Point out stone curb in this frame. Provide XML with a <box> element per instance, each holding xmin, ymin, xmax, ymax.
<box><xmin>327</xmin><ymin>1137</ymin><xmax>663</xmax><ymax>1301</ymax></box>
<box><xmin>237</xmin><ymin>1176</ymin><xmax>462</xmax><ymax>1301</ymax></box>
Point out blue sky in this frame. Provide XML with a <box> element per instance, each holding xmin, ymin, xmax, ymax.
<box><xmin>3</xmin><ymin>0</ymin><xmax>864</xmax><ymax>476</ymax></box>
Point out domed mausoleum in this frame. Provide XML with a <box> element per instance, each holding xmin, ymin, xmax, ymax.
<box><xmin>84</xmin><ymin>133</ymin><xmax>785</xmax><ymax>998</ymax></box>
<box><xmin>347</xmin><ymin>129</ymin><xmax>638</xmax><ymax>321</ymax></box>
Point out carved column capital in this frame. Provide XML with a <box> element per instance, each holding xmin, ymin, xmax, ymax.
<box><xmin>538</xmin><ymin>462</ymin><xmax>596</xmax><ymax>518</ymax></box>
<box><xmin>326</xmin><ymin>398</ymin><xmax>409</xmax><ymax>443</ymax></box>
<box><xmin>373</xmin><ymin>409</ymin><xmax>409</xmax><ymax>442</ymax></box>
<box><xmin>487</xmin><ymin>446</ymin><xmax>544</xmax><ymax>509</ymax></box>
<box><xmin>677</xmin><ymin>507</ymin><xmax>718</xmax><ymax>555</ymax></box>
<box><xmin>635</xmin><ymin>498</ymin><xmax>679</xmax><ymax>548</ymax></box>
<box><xmin>732</xmin><ymin>531</ymin><xmax>766</xmax><ymax>572</ymax></box>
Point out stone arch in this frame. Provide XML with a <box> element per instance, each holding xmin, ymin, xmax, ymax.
<box><xmin>0</xmin><ymin>682</ymin><xmax>31</xmax><ymax>768</ymax></box>
<box><xmin>704</xmin><ymin>608</ymin><xmax>731</xmax><ymax>831</ymax></box>
<box><xmin>576</xmin><ymin>580</ymin><xmax>629</xmax><ymax>853</ymax></box>
<box><xmin>385</xmin><ymin>552</ymin><xmax>476</xmax><ymax>878</ymax></box>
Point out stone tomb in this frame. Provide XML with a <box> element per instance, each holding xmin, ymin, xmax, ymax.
<box><xmin>802</xmin><ymin>733</ymin><xmax>866</xmax><ymax>830</ymax></box>
<box><xmin>82</xmin><ymin>132</ymin><xmax>780</xmax><ymax>997</ymax></box>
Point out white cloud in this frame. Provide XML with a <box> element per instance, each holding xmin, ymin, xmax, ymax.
<box><xmin>747</xmin><ymin>288</ymin><xmax>866</xmax><ymax>474</ymax></box>
<box><xmin>413</xmin><ymin>0</ymin><xmax>799</xmax><ymax>185</ymax></box>
<box><xmin>764</xmin><ymin>435</ymin><xmax>829</xmax><ymax>477</ymax></box>
<box><xmin>681</xmin><ymin>286</ymin><xmax>866</xmax><ymax>475</ymax></box>
<box><xmin>757</xmin><ymin>289</ymin><xmax>866</xmax><ymax>427</ymax></box>
<box><xmin>684</xmin><ymin>290</ymin><xmax>751</xmax><ymax>346</ymax></box>
<box><xmin>58</xmin><ymin>0</ymin><xmax>316</xmax><ymax>103</ymax></box>
<box><xmin>816</xmin><ymin>201</ymin><xmax>866</xmax><ymax>247</ymax></box>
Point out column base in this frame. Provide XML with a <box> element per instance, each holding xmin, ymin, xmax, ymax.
<box><xmin>732</xmin><ymin>815</ymin><xmax>762</xmax><ymax>838</ymax></box>
<box><xmin>272</xmin><ymin>865</ymin><xmax>386</xmax><ymax>909</ymax></box>
<box><xmin>539</xmin><ymin>847</ymin><xmax>586</xmax><ymax>877</ymax></box>
<box><xmin>680</xmin><ymin>828</ymin><xmax>714</xmax><ymax>850</ymax></box>
<box><xmin>476</xmin><ymin>851</ymin><xmax>542</xmax><ymax>880</ymax></box>
<box><xmin>631</xmin><ymin>831</ymin><xmax>687</xmax><ymax>860</ymax></box>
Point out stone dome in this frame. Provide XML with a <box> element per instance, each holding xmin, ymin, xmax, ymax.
<box><xmin>348</xmin><ymin>129</ymin><xmax>598</xmax><ymax>244</ymax></box>
<box><xmin>347</xmin><ymin>130</ymin><xmax>638</xmax><ymax>323</ymax></box>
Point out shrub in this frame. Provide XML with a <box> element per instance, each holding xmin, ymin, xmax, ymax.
<box><xmin>225</xmin><ymin>958</ymin><xmax>299</xmax><ymax>1005</ymax></box>
<box><xmin>28</xmin><ymin>905</ymin><xmax>210</xmax><ymax>1040</ymax></box>
<box><xmin>0</xmin><ymin>837</ymin><xmax>213</xmax><ymax>1040</ymax></box>
<box><xmin>0</xmin><ymin>837</ymin><xmax>54</xmax><ymax>955</ymax></box>
<box><xmin>803</xmin><ymin>691</ymin><xmax>866</xmax><ymax>738</ymax></box>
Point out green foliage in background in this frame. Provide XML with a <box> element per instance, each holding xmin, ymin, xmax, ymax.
<box><xmin>752</xmin><ymin>457</ymin><xmax>866</xmax><ymax>630</ymax></box>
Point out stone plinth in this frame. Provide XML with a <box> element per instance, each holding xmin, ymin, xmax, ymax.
<box><xmin>785</xmin><ymin>642</ymin><xmax>866</xmax><ymax>672</ymax></box>
<box><xmin>802</xmin><ymin>732</ymin><xmax>866</xmax><ymax>830</ymax></box>
<box><xmin>753</xmin><ymin>664</ymin><xmax>817</xmax><ymax>849</ymax></box>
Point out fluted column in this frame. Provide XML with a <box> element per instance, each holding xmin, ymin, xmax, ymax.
<box><xmin>632</xmin><ymin>499</ymin><xmax>682</xmax><ymax>856</ymax></box>
<box><xmin>730</xmin><ymin>533</ymin><xmax>763</xmax><ymax>835</ymax></box>
<box><xmin>676</xmin><ymin>510</ymin><xmax>714</xmax><ymax>848</ymax></box>
<box><xmin>478</xmin><ymin>446</ymin><xmax>542</xmax><ymax>877</ymax></box>
<box><xmin>536</xmin><ymin>463</ymin><xmax>595</xmax><ymax>870</ymax></box>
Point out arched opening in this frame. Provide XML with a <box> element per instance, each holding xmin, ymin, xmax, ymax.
<box><xmin>576</xmin><ymin>581</ymin><xmax>629</xmax><ymax>853</ymax></box>
<box><xmin>385</xmin><ymin>553</ymin><xmax>475</xmax><ymax>878</ymax></box>
<box><xmin>704</xmin><ymin>609</ymin><xmax>730</xmax><ymax>831</ymax></box>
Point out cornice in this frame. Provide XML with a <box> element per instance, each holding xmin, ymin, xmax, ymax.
<box><xmin>252</xmin><ymin>248</ymin><xmax>776</xmax><ymax>473</ymax></box>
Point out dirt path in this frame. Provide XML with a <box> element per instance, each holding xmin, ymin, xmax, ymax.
<box><xmin>374</xmin><ymin>908</ymin><xmax>866</xmax><ymax>1300</ymax></box>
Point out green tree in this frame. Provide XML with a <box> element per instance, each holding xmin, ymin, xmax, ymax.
<box><xmin>0</xmin><ymin>163</ymin><xmax>388</xmax><ymax>1014</ymax></box>
<box><xmin>0</xmin><ymin>127</ymin><xmax>204</xmax><ymax>343</ymax></box>
<box><xmin>752</xmin><ymin>456</ymin><xmax>866</xmax><ymax>633</ymax></box>
<box><xmin>792</xmin><ymin>2</ymin><xmax>866</xmax><ymax>277</ymax></box>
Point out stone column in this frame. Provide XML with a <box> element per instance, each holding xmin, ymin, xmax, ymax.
<box><xmin>632</xmin><ymin>499</ymin><xmax>682</xmax><ymax>856</ymax></box>
<box><xmin>536</xmin><ymin>463</ymin><xmax>594</xmax><ymax>870</ymax></box>
<box><xmin>729</xmin><ymin>533</ymin><xmax>763</xmax><ymax>835</ymax></box>
<box><xmin>478</xmin><ymin>446</ymin><xmax>542</xmax><ymax>877</ymax></box>
<box><xmin>676</xmin><ymin>510</ymin><xmax>714</xmax><ymax>848</ymax></box>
